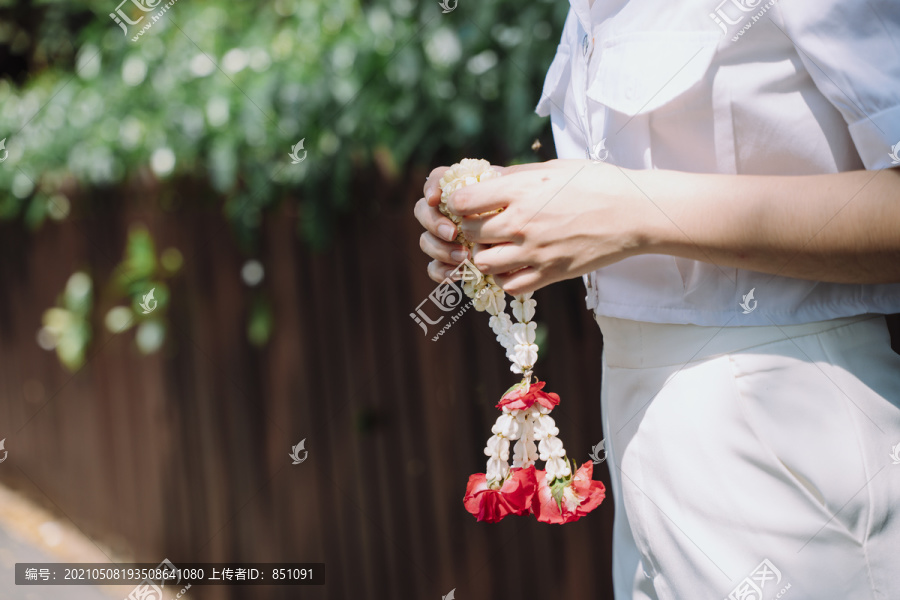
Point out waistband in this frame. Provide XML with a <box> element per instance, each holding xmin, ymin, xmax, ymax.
<box><xmin>595</xmin><ymin>313</ymin><xmax>882</xmax><ymax>369</ymax></box>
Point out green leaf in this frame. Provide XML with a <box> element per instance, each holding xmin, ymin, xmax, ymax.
<box><xmin>247</xmin><ymin>297</ymin><xmax>273</xmax><ymax>347</ymax></box>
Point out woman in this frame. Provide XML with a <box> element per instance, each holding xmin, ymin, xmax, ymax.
<box><xmin>415</xmin><ymin>0</ymin><xmax>900</xmax><ymax>598</ymax></box>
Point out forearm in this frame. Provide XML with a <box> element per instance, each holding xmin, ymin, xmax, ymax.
<box><xmin>627</xmin><ymin>167</ymin><xmax>900</xmax><ymax>284</ymax></box>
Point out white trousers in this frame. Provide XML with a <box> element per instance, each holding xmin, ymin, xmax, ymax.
<box><xmin>596</xmin><ymin>313</ymin><xmax>900</xmax><ymax>600</ymax></box>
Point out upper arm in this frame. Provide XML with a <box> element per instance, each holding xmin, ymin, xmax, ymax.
<box><xmin>774</xmin><ymin>0</ymin><xmax>900</xmax><ymax>170</ymax></box>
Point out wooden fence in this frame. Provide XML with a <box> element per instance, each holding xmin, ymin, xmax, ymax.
<box><xmin>0</xmin><ymin>170</ymin><xmax>615</xmax><ymax>600</ymax></box>
<box><xmin>2</xmin><ymin>171</ymin><xmax>898</xmax><ymax>599</ymax></box>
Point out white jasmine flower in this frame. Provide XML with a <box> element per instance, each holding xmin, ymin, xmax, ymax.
<box><xmin>511</xmin><ymin>321</ymin><xmax>537</xmax><ymax>345</ymax></box>
<box><xmin>485</xmin><ymin>435</ymin><xmax>510</xmax><ymax>460</ymax></box>
<box><xmin>483</xmin><ymin>286</ymin><xmax>506</xmax><ymax>315</ymax></box>
<box><xmin>511</xmin><ymin>294</ymin><xmax>536</xmax><ymax>322</ymax></box>
<box><xmin>514</xmin><ymin>343</ymin><xmax>538</xmax><ymax>368</ymax></box>
<box><xmin>512</xmin><ymin>437</ymin><xmax>538</xmax><ymax>468</ymax></box>
<box><xmin>438</xmin><ymin>158</ymin><xmax>501</xmax><ymax>204</ymax></box>
<box><xmin>488</xmin><ymin>313</ymin><xmax>510</xmax><ymax>332</ymax></box>
<box><xmin>545</xmin><ymin>457</ymin><xmax>568</xmax><ymax>480</ymax></box>
<box><xmin>486</xmin><ymin>457</ymin><xmax>509</xmax><ymax>481</ymax></box>
<box><xmin>538</xmin><ymin>436</ymin><xmax>565</xmax><ymax>461</ymax></box>
<box><xmin>533</xmin><ymin>415</ymin><xmax>558</xmax><ymax>439</ymax></box>
<box><xmin>491</xmin><ymin>413</ymin><xmax>519</xmax><ymax>439</ymax></box>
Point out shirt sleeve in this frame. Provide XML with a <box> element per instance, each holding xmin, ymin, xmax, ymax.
<box><xmin>775</xmin><ymin>0</ymin><xmax>900</xmax><ymax>170</ymax></box>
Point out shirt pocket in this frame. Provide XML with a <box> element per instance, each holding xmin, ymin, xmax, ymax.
<box><xmin>585</xmin><ymin>31</ymin><xmax>720</xmax><ymax>116</ymax></box>
<box><xmin>535</xmin><ymin>43</ymin><xmax>572</xmax><ymax>118</ymax></box>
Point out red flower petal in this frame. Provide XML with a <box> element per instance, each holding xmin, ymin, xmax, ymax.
<box><xmin>495</xmin><ymin>380</ymin><xmax>560</xmax><ymax>412</ymax></box>
<box><xmin>463</xmin><ymin>467</ymin><xmax>538</xmax><ymax>523</ymax></box>
<box><xmin>531</xmin><ymin>462</ymin><xmax>605</xmax><ymax>524</ymax></box>
<box><xmin>531</xmin><ymin>469</ymin><xmax>567</xmax><ymax>524</ymax></box>
<box><xmin>536</xmin><ymin>390</ymin><xmax>560</xmax><ymax>411</ymax></box>
<box><xmin>571</xmin><ymin>461</ymin><xmax>606</xmax><ymax>516</ymax></box>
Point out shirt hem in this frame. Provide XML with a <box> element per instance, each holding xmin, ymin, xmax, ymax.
<box><xmin>586</xmin><ymin>297</ymin><xmax>900</xmax><ymax>327</ymax></box>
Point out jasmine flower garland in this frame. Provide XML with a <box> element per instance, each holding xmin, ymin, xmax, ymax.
<box><xmin>438</xmin><ymin>159</ymin><xmax>606</xmax><ymax>524</ymax></box>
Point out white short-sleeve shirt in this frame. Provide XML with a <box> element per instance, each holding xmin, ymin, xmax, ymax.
<box><xmin>536</xmin><ymin>0</ymin><xmax>900</xmax><ymax>326</ymax></box>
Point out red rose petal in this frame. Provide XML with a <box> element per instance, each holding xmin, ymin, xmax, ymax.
<box><xmin>531</xmin><ymin>462</ymin><xmax>605</xmax><ymax>524</ymax></box>
<box><xmin>495</xmin><ymin>380</ymin><xmax>560</xmax><ymax>412</ymax></box>
<box><xmin>463</xmin><ymin>466</ymin><xmax>538</xmax><ymax>523</ymax></box>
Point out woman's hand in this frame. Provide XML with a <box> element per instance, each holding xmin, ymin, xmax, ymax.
<box><xmin>421</xmin><ymin>159</ymin><xmax>649</xmax><ymax>295</ymax></box>
<box><xmin>416</xmin><ymin>166</ymin><xmax>468</xmax><ymax>284</ymax></box>
<box><xmin>417</xmin><ymin>160</ymin><xmax>900</xmax><ymax>291</ymax></box>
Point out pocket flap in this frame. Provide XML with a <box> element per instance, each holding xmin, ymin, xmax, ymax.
<box><xmin>586</xmin><ymin>32</ymin><xmax>719</xmax><ymax>116</ymax></box>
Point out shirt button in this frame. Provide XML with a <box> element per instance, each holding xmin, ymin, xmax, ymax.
<box><xmin>582</xmin><ymin>34</ymin><xmax>590</xmax><ymax>56</ymax></box>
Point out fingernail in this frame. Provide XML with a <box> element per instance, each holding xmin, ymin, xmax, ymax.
<box><xmin>438</xmin><ymin>224</ymin><xmax>455</xmax><ymax>241</ymax></box>
<box><xmin>451</xmin><ymin>249</ymin><xmax>468</xmax><ymax>262</ymax></box>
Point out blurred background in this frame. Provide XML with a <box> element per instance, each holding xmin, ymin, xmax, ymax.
<box><xmin>0</xmin><ymin>0</ymin><xmax>619</xmax><ymax>599</ymax></box>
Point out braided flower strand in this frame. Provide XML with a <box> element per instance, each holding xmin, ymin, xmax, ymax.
<box><xmin>438</xmin><ymin>159</ymin><xmax>606</xmax><ymax>524</ymax></box>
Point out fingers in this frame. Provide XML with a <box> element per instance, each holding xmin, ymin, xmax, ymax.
<box><xmin>420</xmin><ymin>230</ymin><xmax>470</xmax><ymax>265</ymax></box>
<box><xmin>424</xmin><ymin>162</ymin><xmax>544</xmax><ymax>208</ymax></box>
<box><xmin>419</xmin><ymin>162</ymin><xmax>543</xmax><ymax>285</ymax></box>
<box><xmin>427</xmin><ymin>259</ymin><xmax>463</xmax><ymax>284</ymax></box>
<box><xmin>417</xmin><ymin>174</ymin><xmax>466</xmax><ymax>284</ymax></box>
<box><xmin>470</xmin><ymin>242</ymin><xmax>529</xmax><ymax>275</ymax></box>
<box><xmin>459</xmin><ymin>211</ymin><xmax>518</xmax><ymax>245</ymax></box>
<box><xmin>424</xmin><ymin>166</ymin><xmax>450</xmax><ymax>207</ymax></box>
<box><xmin>414</xmin><ymin>196</ymin><xmax>458</xmax><ymax>242</ymax></box>
<box><xmin>444</xmin><ymin>162</ymin><xmax>550</xmax><ymax>216</ymax></box>
<box><xmin>445</xmin><ymin>176</ymin><xmax>510</xmax><ymax>217</ymax></box>
<box><xmin>425</xmin><ymin>161</ymin><xmax>547</xmax><ymax>210</ymax></box>
<box><xmin>490</xmin><ymin>266</ymin><xmax>544</xmax><ymax>297</ymax></box>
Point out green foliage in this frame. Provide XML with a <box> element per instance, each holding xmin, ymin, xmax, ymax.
<box><xmin>40</xmin><ymin>272</ymin><xmax>93</xmax><ymax>371</ymax></box>
<box><xmin>105</xmin><ymin>224</ymin><xmax>180</xmax><ymax>354</ymax></box>
<box><xmin>0</xmin><ymin>0</ymin><xmax>567</xmax><ymax>246</ymax></box>
<box><xmin>2</xmin><ymin>0</ymin><xmax>566</xmax><ymax>367</ymax></box>
<box><xmin>247</xmin><ymin>296</ymin><xmax>273</xmax><ymax>347</ymax></box>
